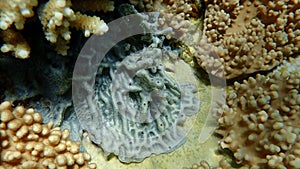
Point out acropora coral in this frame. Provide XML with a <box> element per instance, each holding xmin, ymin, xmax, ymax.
<box><xmin>0</xmin><ymin>0</ymin><xmax>114</xmax><ymax>58</ymax></box>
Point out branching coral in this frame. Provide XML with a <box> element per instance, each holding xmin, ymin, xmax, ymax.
<box><xmin>0</xmin><ymin>0</ymin><xmax>114</xmax><ymax>58</ymax></box>
<box><xmin>0</xmin><ymin>101</ymin><xmax>96</xmax><ymax>169</ymax></box>
<box><xmin>0</xmin><ymin>29</ymin><xmax>31</xmax><ymax>59</ymax></box>
<box><xmin>196</xmin><ymin>0</ymin><xmax>300</xmax><ymax>79</ymax></box>
<box><xmin>217</xmin><ymin>57</ymin><xmax>300</xmax><ymax>168</ymax></box>
<box><xmin>39</xmin><ymin>0</ymin><xmax>111</xmax><ymax>55</ymax></box>
<box><xmin>0</xmin><ymin>0</ymin><xmax>37</xmax><ymax>30</ymax></box>
<box><xmin>0</xmin><ymin>0</ymin><xmax>38</xmax><ymax>59</ymax></box>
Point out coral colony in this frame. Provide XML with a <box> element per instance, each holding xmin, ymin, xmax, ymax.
<box><xmin>1</xmin><ymin>0</ymin><xmax>300</xmax><ymax>169</ymax></box>
<box><xmin>91</xmin><ymin>48</ymin><xmax>200</xmax><ymax>162</ymax></box>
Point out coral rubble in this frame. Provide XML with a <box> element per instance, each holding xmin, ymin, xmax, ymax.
<box><xmin>197</xmin><ymin>0</ymin><xmax>300</xmax><ymax>79</ymax></box>
<box><xmin>0</xmin><ymin>101</ymin><xmax>96</xmax><ymax>169</ymax></box>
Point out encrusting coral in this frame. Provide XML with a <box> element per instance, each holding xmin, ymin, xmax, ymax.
<box><xmin>196</xmin><ymin>0</ymin><xmax>300</xmax><ymax>79</ymax></box>
<box><xmin>0</xmin><ymin>0</ymin><xmax>114</xmax><ymax>58</ymax></box>
<box><xmin>0</xmin><ymin>101</ymin><xmax>96</xmax><ymax>169</ymax></box>
<box><xmin>77</xmin><ymin>47</ymin><xmax>200</xmax><ymax>163</ymax></box>
<box><xmin>217</xmin><ymin>57</ymin><xmax>300</xmax><ymax>168</ymax></box>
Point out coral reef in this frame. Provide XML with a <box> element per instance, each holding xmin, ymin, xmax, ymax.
<box><xmin>0</xmin><ymin>101</ymin><xmax>96</xmax><ymax>169</ymax></box>
<box><xmin>196</xmin><ymin>0</ymin><xmax>300</xmax><ymax>79</ymax></box>
<box><xmin>2</xmin><ymin>0</ymin><xmax>299</xmax><ymax>169</ymax></box>
<box><xmin>0</xmin><ymin>0</ymin><xmax>114</xmax><ymax>57</ymax></box>
<box><xmin>217</xmin><ymin>57</ymin><xmax>300</xmax><ymax>168</ymax></box>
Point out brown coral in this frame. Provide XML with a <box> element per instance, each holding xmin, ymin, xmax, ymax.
<box><xmin>129</xmin><ymin>0</ymin><xmax>201</xmax><ymax>19</ymax></box>
<box><xmin>196</xmin><ymin>0</ymin><xmax>300</xmax><ymax>79</ymax></box>
<box><xmin>0</xmin><ymin>101</ymin><xmax>96</xmax><ymax>169</ymax></box>
<box><xmin>0</xmin><ymin>0</ymin><xmax>38</xmax><ymax>30</ymax></box>
<box><xmin>0</xmin><ymin>0</ymin><xmax>113</xmax><ymax>58</ymax></box>
<box><xmin>0</xmin><ymin>0</ymin><xmax>38</xmax><ymax>58</ymax></box>
<box><xmin>217</xmin><ymin>57</ymin><xmax>300</xmax><ymax>168</ymax></box>
<box><xmin>0</xmin><ymin>29</ymin><xmax>31</xmax><ymax>59</ymax></box>
<box><xmin>39</xmin><ymin>0</ymin><xmax>109</xmax><ymax>55</ymax></box>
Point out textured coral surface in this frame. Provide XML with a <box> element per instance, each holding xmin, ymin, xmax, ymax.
<box><xmin>81</xmin><ymin>54</ymin><xmax>223</xmax><ymax>169</ymax></box>
<box><xmin>78</xmin><ymin>47</ymin><xmax>201</xmax><ymax>163</ymax></box>
<box><xmin>218</xmin><ymin>57</ymin><xmax>300</xmax><ymax>168</ymax></box>
<box><xmin>0</xmin><ymin>101</ymin><xmax>96</xmax><ymax>169</ymax></box>
<box><xmin>197</xmin><ymin>0</ymin><xmax>300</xmax><ymax>79</ymax></box>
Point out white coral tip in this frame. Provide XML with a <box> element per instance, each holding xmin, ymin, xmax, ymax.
<box><xmin>16</xmin><ymin>49</ymin><xmax>30</xmax><ymax>59</ymax></box>
<box><xmin>20</xmin><ymin>8</ymin><xmax>32</xmax><ymax>17</ymax></box>
<box><xmin>54</xmin><ymin>12</ymin><xmax>63</xmax><ymax>21</ymax></box>
<box><xmin>63</xmin><ymin>32</ymin><xmax>71</xmax><ymax>40</ymax></box>
<box><xmin>95</xmin><ymin>24</ymin><xmax>108</xmax><ymax>35</ymax></box>
<box><xmin>63</xmin><ymin>7</ymin><xmax>74</xmax><ymax>17</ymax></box>
<box><xmin>84</xmin><ymin>30</ymin><xmax>90</xmax><ymax>37</ymax></box>
<box><xmin>1</xmin><ymin>44</ymin><xmax>13</xmax><ymax>53</ymax></box>
<box><xmin>0</xmin><ymin>21</ymin><xmax>9</xmax><ymax>30</ymax></box>
<box><xmin>55</xmin><ymin>0</ymin><xmax>66</xmax><ymax>8</ymax></box>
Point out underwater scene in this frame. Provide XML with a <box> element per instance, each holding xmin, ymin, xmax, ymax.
<box><xmin>0</xmin><ymin>0</ymin><xmax>299</xmax><ymax>169</ymax></box>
